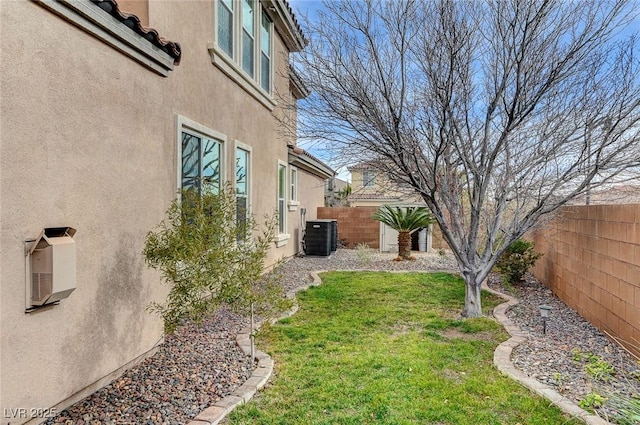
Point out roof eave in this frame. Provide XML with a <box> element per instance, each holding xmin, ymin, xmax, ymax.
<box><xmin>289</xmin><ymin>65</ymin><xmax>310</xmax><ymax>99</ymax></box>
<box><xmin>288</xmin><ymin>146</ymin><xmax>334</xmax><ymax>180</ymax></box>
<box><xmin>263</xmin><ymin>0</ymin><xmax>307</xmax><ymax>52</ymax></box>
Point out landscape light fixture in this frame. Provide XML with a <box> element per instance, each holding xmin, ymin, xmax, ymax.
<box><xmin>539</xmin><ymin>305</ymin><xmax>552</xmax><ymax>335</ymax></box>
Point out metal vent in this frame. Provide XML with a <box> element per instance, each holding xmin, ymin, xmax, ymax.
<box><xmin>32</xmin><ymin>272</ymin><xmax>53</xmax><ymax>305</ymax></box>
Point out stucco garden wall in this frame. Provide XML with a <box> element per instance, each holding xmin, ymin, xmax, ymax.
<box><xmin>531</xmin><ymin>204</ymin><xmax>640</xmax><ymax>358</ymax></box>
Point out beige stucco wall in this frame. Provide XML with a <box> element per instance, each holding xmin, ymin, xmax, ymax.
<box><xmin>0</xmin><ymin>2</ymin><xmax>173</xmax><ymax>419</ymax></box>
<box><xmin>1</xmin><ymin>0</ymin><xmax>322</xmax><ymax>422</ymax></box>
<box><xmin>148</xmin><ymin>0</ymin><xmax>298</xmax><ymax>265</ymax></box>
<box><xmin>290</xmin><ymin>169</ymin><xmax>326</xmax><ymax>254</ymax></box>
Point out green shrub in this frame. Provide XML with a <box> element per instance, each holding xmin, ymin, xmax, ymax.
<box><xmin>496</xmin><ymin>238</ymin><xmax>543</xmax><ymax>283</ymax></box>
<box><xmin>143</xmin><ymin>183</ymin><xmax>289</xmax><ymax>333</ymax></box>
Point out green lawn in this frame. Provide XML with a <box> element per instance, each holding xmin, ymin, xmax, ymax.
<box><xmin>226</xmin><ymin>271</ymin><xmax>582</xmax><ymax>425</ymax></box>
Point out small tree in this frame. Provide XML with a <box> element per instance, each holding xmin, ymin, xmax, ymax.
<box><xmin>143</xmin><ymin>183</ymin><xmax>289</xmax><ymax>334</ymax></box>
<box><xmin>372</xmin><ymin>205</ymin><xmax>434</xmax><ymax>260</ymax></box>
<box><xmin>295</xmin><ymin>0</ymin><xmax>640</xmax><ymax>317</ymax></box>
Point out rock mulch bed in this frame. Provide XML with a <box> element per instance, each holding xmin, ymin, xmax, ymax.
<box><xmin>486</xmin><ymin>273</ymin><xmax>640</xmax><ymax>423</ymax></box>
<box><xmin>46</xmin><ymin>249</ymin><xmax>638</xmax><ymax>424</ymax></box>
<box><xmin>45</xmin><ymin>307</ymin><xmax>254</xmax><ymax>425</ymax></box>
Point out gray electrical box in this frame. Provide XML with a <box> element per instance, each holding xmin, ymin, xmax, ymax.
<box><xmin>28</xmin><ymin>227</ymin><xmax>77</xmax><ymax>306</ymax></box>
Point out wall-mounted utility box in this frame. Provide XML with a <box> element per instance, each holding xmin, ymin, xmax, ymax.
<box><xmin>28</xmin><ymin>227</ymin><xmax>77</xmax><ymax>307</ymax></box>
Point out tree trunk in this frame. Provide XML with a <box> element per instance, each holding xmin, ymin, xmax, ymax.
<box><xmin>462</xmin><ymin>278</ymin><xmax>483</xmax><ymax>318</ymax></box>
<box><xmin>398</xmin><ymin>231</ymin><xmax>411</xmax><ymax>260</ymax></box>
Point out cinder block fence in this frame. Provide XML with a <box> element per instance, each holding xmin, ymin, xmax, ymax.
<box><xmin>531</xmin><ymin>204</ymin><xmax>640</xmax><ymax>358</ymax></box>
<box><xmin>317</xmin><ymin>206</ymin><xmax>380</xmax><ymax>248</ymax></box>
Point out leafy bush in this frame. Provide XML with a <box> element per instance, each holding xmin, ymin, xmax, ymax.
<box><xmin>143</xmin><ymin>183</ymin><xmax>289</xmax><ymax>333</ymax></box>
<box><xmin>496</xmin><ymin>238</ymin><xmax>542</xmax><ymax>283</ymax></box>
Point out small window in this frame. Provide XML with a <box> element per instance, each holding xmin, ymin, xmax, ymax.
<box><xmin>290</xmin><ymin>167</ymin><xmax>297</xmax><ymax>202</ymax></box>
<box><xmin>363</xmin><ymin>170</ymin><xmax>376</xmax><ymax>188</ymax></box>
<box><xmin>218</xmin><ymin>0</ymin><xmax>234</xmax><ymax>57</ymax></box>
<box><xmin>260</xmin><ymin>10</ymin><xmax>272</xmax><ymax>92</ymax></box>
<box><xmin>241</xmin><ymin>0</ymin><xmax>255</xmax><ymax>77</ymax></box>
<box><xmin>278</xmin><ymin>163</ymin><xmax>287</xmax><ymax>234</ymax></box>
<box><xmin>181</xmin><ymin>131</ymin><xmax>222</xmax><ymax>194</ymax></box>
<box><xmin>235</xmin><ymin>147</ymin><xmax>250</xmax><ymax>225</ymax></box>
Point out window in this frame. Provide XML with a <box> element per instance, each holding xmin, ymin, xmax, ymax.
<box><xmin>363</xmin><ymin>170</ymin><xmax>376</xmax><ymax>188</ymax></box>
<box><xmin>260</xmin><ymin>10</ymin><xmax>271</xmax><ymax>92</ymax></box>
<box><xmin>181</xmin><ymin>131</ymin><xmax>222</xmax><ymax>195</ymax></box>
<box><xmin>278</xmin><ymin>162</ymin><xmax>287</xmax><ymax>234</ymax></box>
<box><xmin>289</xmin><ymin>167</ymin><xmax>297</xmax><ymax>202</ymax></box>
<box><xmin>178</xmin><ymin>116</ymin><xmax>226</xmax><ymax>195</ymax></box>
<box><xmin>241</xmin><ymin>0</ymin><xmax>255</xmax><ymax>77</ymax></box>
<box><xmin>211</xmin><ymin>0</ymin><xmax>274</xmax><ymax>106</ymax></box>
<box><xmin>235</xmin><ymin>146</ymin><xmax>250</xmax><ymax>225</ymax></box>
<box><xmin>218</xmin><ymin>0</ymin><xmax>234</xmax><ymax>56</ymax></box>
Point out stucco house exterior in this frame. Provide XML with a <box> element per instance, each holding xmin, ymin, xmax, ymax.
<box><xmin>0</xmin><ymin>0</ymin><xmax>331</xmax><ymax>422</ymax></box>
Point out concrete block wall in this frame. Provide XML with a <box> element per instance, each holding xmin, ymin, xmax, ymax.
<box><xmin>317</xmin><ymin>207</ymin><xmax>380</xmax><ymax>249</ymax></box>
<box><xmin>531</xmin><ymin>204</ymin><xmax>640</xmax><ymax>357</ymax></box>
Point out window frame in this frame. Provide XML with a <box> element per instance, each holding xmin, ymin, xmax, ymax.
<box><xmin>234</xmin><ymin>141</ymin><xmax>252</xmax><ymax>225</ymax></box>
<box><xmin>241</xmin><ymin>0</ymin><xmax>255</xmax><ymax>77</ymax></box>
<box><xmin>362</xmin><ymin>169</ymin><xmax>376</xmax><ymax>188</ymax></box>
<box><xmin>210</xmin><ymin>0</ymin><xmax>275</xmax><ymax>109</ymax></box>
<box><xmin>275</xmin><ymin>160</ymin><xmax>290</xmax><ymax>246</ymax></box>
<box><xmin>288</xmin><ymin>166</ymin><xmax>299</xmax><ymax>210</ymax></box>
<box><xmin>176</xmin><ymin>115</ymin><xmax>227</xmax><ymax>195</ymax></box>
<box><xmin>217</xmin><ymin>0</ymin><xmax>234</xmax><ymax>57</ymax></box>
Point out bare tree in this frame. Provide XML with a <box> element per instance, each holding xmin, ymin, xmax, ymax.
<box><xmin>295</xmin><ymin>0</ymin><xmax>640</xmax><ymax>317</ymax></box>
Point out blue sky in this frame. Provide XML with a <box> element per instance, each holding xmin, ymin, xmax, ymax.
<box><xmin>287</xmin><ymin>0</ymin><xmax>640</xmax><ymax>183</ymax></box>
<box><xmin>289</xmin><ymin>0</ymin><xmax>324</xmax><ymax>18</ymax></box>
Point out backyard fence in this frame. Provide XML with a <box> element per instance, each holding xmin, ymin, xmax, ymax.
<box><xmin>317</xmin><ymin>206</ymin><xmax>449</xmax><ymax>251</ymax></box>
<box><xmin>531</xmin><ymin>204</ymin><xmax>640</xmax><ymax>358</ymax></box>
<box><xmin>317</xmin><ymin>206</ymin><xmax>380</xmax><ymax>248</ymax></box>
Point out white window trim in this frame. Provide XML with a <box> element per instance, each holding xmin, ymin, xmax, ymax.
<box><xmin>276</xmin><ymin>159</ymin><xmax>290</xmax><ymax>246</ymax></box>
<box><xmin>209</xmin><ymin>1</ymin><xmax>275</xmax><ymax>110</ymax></box>
<box><xmin>234</xmin><ymin>140</ymin><xmax>252</xmax><ymax>216</ymax></box>
<box><xmin>176</xmin><ymin>115</ymin><xmax>228</xmax><ymax>193</ymax></box>
<box><xmin>288</xmin><ymin>166</ymin><xmax>299</xmax><ymax>210</ymax></box>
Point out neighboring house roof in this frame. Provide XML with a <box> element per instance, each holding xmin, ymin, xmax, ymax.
<box><xmin>347</xmin><ymin>159</ymin><xmax>385</xmax><ymax>171</ymax></box>
<box><xmin>348</xmin><ymin>193</ymin><xmax>403</xmax><ymax>202</ymax></box>
<box><xmin>92</xmin><ymin>0</ymin><xmax>182</xmax><ymax>64</ymax></box>
<box><xmin>288</xmin><ymin>145</ymin><xmax>335</xmax><ymax>179</ymax></box>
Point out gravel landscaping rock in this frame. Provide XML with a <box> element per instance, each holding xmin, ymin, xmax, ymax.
<box><xmin>486</xmin><ymin>273</ymin><xmax>640</xmax><ymax>423</ymax></box>
<box><xmin>46</xmin><ymin>249</ymin><xmax>638</xmax><ymax>424</ymax></box>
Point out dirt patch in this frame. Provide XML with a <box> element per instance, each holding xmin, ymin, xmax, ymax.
<box><xmin>441</xmin><ymin>328</ymin><xmax>495</xmax><ymax>341</ymax></box>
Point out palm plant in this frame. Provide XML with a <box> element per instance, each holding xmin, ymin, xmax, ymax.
<box><xmin>371</xmin><ymin>205</ymin><xmax>435</xmax><ymax>260</ymax></box>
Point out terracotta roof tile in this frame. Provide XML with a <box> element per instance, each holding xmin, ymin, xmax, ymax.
<box><xmin>92</xmin><ymin>0</ymin><xmax>181</xmax><ymax>64</ymax></box>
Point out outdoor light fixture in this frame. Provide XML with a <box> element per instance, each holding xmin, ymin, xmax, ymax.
<box><xmin>539</xmin><ymin>305</ymin><xmax>552</xmax><ymax>335</ymax></box>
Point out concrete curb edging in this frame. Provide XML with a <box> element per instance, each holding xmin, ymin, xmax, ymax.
<box><xmin>484</xmin><ymin>282</ymin><xmax>611</xmax><ymax>425</ymax></box>
<box><xmin>186</xmin><ymin>270</ymin><xmax>327</xmax><ymax>425</ymax></box>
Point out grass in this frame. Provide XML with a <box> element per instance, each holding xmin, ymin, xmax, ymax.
<box><xmin>226</xmin><ymin>271</ymin><xmax>583</xmax><ymax>425</ymax></box>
